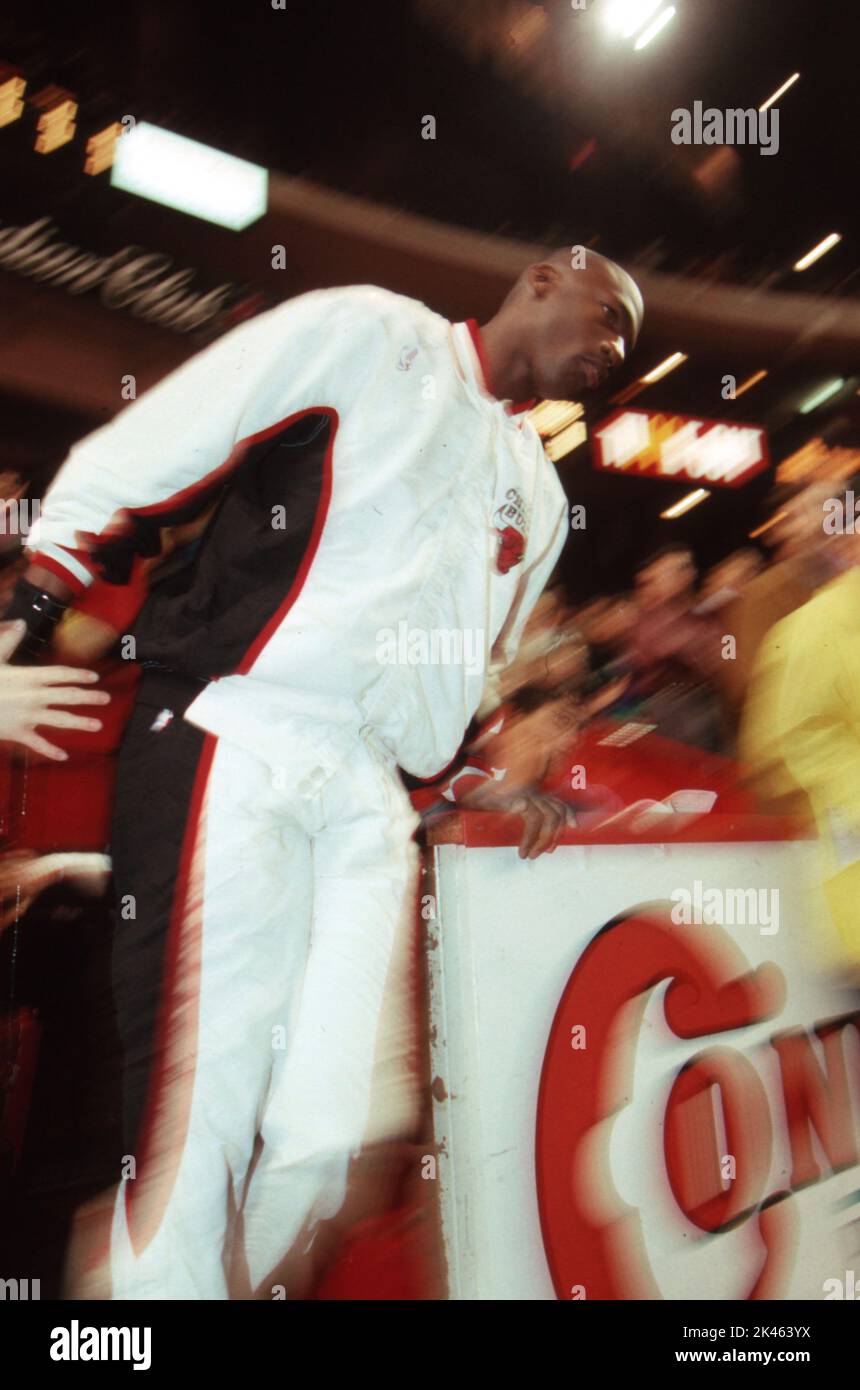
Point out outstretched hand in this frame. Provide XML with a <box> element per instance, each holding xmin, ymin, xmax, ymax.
<box><xmin>460</xmin><ymin>780</ymin><xmax>570</xmax><ymax>859</ymax></box>
<box><xmin>0</xmin><ymin>850</ymin><xmax>112</xmax><ymax>931</ymax></box>
<box><xmin>0</xmin><ymin>620</ymin><xmax>110</xmax><ymax>760</ymax></box>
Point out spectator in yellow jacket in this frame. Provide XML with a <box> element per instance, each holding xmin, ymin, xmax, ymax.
<box><xmin>740</xmin><ymin>476</ymin><xmax>860</xmax><ymax>972</ymax></box>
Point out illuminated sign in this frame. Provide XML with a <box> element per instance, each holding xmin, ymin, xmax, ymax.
<box><xmin>84</xmin><ymin>122</ymin><xmax>123</xmax><ymax>177</ymax></box>
<box><xmin>0</xmin><ymin>67</ymin><xmax>25</xmax><ymax>129</ymax></box>
<box><xmin>593</xmin><ymin>408</ymin><xmax>768</xmax><ymax>487</ymax></box>
<box><xmin>0</xmin><ymin>62</ymin><xmax>268</xmax><ymax>208</ymax></box>
<box><xmin>1</xmin><ymin>58</ymin><xmax>122</xmax><ymax>173</ymax></box>
<box><xmin>111</xmin><ymin>122</ymin><xmax>268</xmax><ymax>231</ymax></box>
<box><xmin>31</xmin><ymin>85</ymin><xmax>77</xmax><ymax>154</ymax></box>
<box><xmin>0</xmin><ymin>215</ymin><xmax>268</xmax><ymax>337</ymax></box>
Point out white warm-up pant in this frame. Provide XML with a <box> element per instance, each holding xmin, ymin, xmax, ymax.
<box><xmin>107</xmin><ymin>681</ymin><xmax>420</xmax><ymax>1300</ymax></box>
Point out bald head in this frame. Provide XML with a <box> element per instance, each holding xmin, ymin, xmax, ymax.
<box><xmin>482</xmin><ymin>245</ymin><xmax>645</xmax><ymax>404</ymax></box>
<box><xmin>543</xmin><ymin>246</ymin><xmax>644</xmax><ymax>348</ymax></box>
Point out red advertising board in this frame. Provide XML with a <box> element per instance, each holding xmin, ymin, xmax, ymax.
<box><xmin>592</xmin><ymin>408</ymin><xmax>769</xmax><ymax>487</ymax></box>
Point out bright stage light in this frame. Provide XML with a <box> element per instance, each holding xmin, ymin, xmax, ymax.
<box><xmin>639</xmin><ymin>351</ymin><xmax>687</xmax><ymax>384</ymax></box>
<box><xmin>799</xmin><ymin>379</ymin><xmax>844</xmax><ymax>415</ymax></box>
<box><xmin>633</xmin><ymin>6</ymin><xmax>676</xmax><ymax>49</ymax></box>
<box><xmin>793</xmin><ymin>232</ymin><xmax>841</xmax><ymax>272</ymax></box>
<box><xmin>604</xmin><ymin>0</ymin><xmax>664</xmax><ymax>38</ymax></box>
<box><xmin>111</xmin><ymin>122</ymin><xmax>268</xmax><ymax>231</ymax></box>
<box><xmin>661</xmin><ymin>488</ymin><xmax>709</xmax><ymax>519</ymax></box>
<box><xmin>759</xmin><ymin>72</ymin><xmax>799</xmax><ymax>112</ymax></box>
<box><xmin>734</xmin><ymin>370</ymin><xmax>768</xmax><ymax>399</ymax></box>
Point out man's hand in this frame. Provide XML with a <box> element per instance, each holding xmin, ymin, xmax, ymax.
<box><xmin>0</xmin><ymin>620</ymin><xmax>110</xmax><ymax>760</ymax></box>
<box><xmin>461</xmin><ymin>779</ymin><xmax>570</xmax><ymax>859</ymax></box>
<box><xmin>506</xmin><ymin>790</ymin><xmax>570</xmax><ymax>859</ymax></box>
<box><xmin>0</xmin><ymin>849</ymin><xmax>112</xmax><ymax>930</ymax></box>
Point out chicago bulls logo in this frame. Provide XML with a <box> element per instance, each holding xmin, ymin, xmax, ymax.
<box><xmin>494</xmin><ymin>488</ymin><xmax>528</xmax><ymax>574</ymax></box>
<box><xmin>496</xmin><ymin>524</ymin><xmax>525</xmax><ymax>574</ymax></box>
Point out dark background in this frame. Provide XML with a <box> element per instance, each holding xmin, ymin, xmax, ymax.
<box><xmin>1</xmin><ymin>0</ymin><xmax>858</xmax><ymax>599</ymax></box>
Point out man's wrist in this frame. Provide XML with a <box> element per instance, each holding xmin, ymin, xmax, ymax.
<box><xmin>3</xmin><ymin>577</ymin><xmax>70</xmax><ymax>663</ymax></box>
<box><xmin>24</xmin><ymin>564</ymin><xmax>75</xmax><ymax>603</ymax></box>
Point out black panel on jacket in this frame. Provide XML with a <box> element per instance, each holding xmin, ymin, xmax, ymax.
<box><xmin>131</xmin><ymin>413</ymin><xmax>331</xmax><ymax>678</ymax></box>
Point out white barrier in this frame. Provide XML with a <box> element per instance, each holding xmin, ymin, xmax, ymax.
<box><xmin>425</xmin><ymin>815</ymin><xmax>860</xmax><ymax>1300</ymax></box>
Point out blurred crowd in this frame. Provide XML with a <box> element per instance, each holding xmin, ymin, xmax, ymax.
<box><xmin>475</xmin><ymin>477</ymin><xmax>851</xmax><ymax>762</ymax></box>
<box><xmin>413</xmin><ymin>473</ymin><xmax>860</xmax><ymax>971</ymax></box>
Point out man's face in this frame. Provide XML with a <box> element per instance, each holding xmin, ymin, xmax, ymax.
<box><xmin>703</xmin><ymin>551</ymin><xmax>762</xmax><ymax>598</ymax></box>
<box><xmin>590</xmin><ymin>596</ymin><xmax>636</xmax><ymax>645</ymax></box>
<box><xmin>527</xmin><ymin>256</ymin><xmax>641</xmax><ymax>401</ymax></box>
<box><xmin>636</xmin><ymin>552</ymin><xmax>695</xmax><ymax>610</ymax></box>
<box><xmin>767</xmin><ymin>483</ymin><xmax>833</xmax><ymax>558</ymax></box>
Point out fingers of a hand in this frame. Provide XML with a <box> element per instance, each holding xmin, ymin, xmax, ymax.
<box><xmin>38</xmin><ymin>667</ymin><xmax>102</xmax><ymax>687</ymax></box>
<box><xmin>520</xmin><ymin>799</ymin><xmax>566</xmax><ymax>859</ymax></box>
<box><xmin>529</xmin><ymin>801</ymin><xmax>560</xmax><ymax>858</ymax></box>
<box><xmin>35</xmin><ymin>709</ymin><xmax>103</xmax><ymax>732</ymax></box>
<box><xmin>0</xmin><ymin>620</ymin><xmax>25</xmax><ymax>663</ymax></box>
<box><xmin>18</xmin><ymin>731</ymin><xmax>68</xmax><ymax>761</ymax></box>
<box><xmin>518</xmin><ymin>802</ymin><xmax>544</xmax><ymax>859</ymax></box>
<box><xmin>38</xmin><ymin>684</ymin><xmax>110</xmax><ymax>707</ymax></box>
<box><xmin>546</xmin><ymin>802</ymin><xmax>568</xmax><ymax>852</ymax></box>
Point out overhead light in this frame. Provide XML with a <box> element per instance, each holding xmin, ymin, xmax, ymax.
<box><xmin>733</xmin><ymin>369</ymin><xmax>768</xmax><ymax>399</ymax></box>
<box><xmin>749</xmin><ymin>511</ymin><xmax>785</xmax><ymax>540</ymax></box>
<box><xmin>0</xmin><ymin>70</ymin><xmax>26</xmax><ymax>129</ymax></box>
<box><xmin>661</xmin><ymin>488</ymin><xmax>709</xmax><ymax>520</ymax></box>
<box><xmin>799</xmin><ymin>378</ymin><xmax>845</xmax><ymax>414</ymax></box>
<box><xmin>793</xmin><ymin>233</ymin><xmax>842</xmax><ymax>272</ymax></box>
<box><xmin>31</xmin><ymin>86</ymin><xmax>77</xmax><ymax>155</ymax></box>
<box><xmin>604</xmin><ymin>0</ymin><xmax>664</xmax><ymax>37</ymax></box>
<box><xmin>610</xmin><ymin>380</ymin><xmax>648</xmax><ymax>405</ymax></box>
<box><xmin>640</xmin><ymin>351</ymin><xmax>688</xmax><ymax>384</ymax></box>
<box><xmin>529</xmin><ymin>399</ymin><xmax>584</xmax><ymax>437</ymax></box>
<box><xmin>759</xmin><ymin>72</ymin><xmax>800</xmax><ymax>112</ymax></box>
<box><xmin>530</xmin><ymin>399</ymin><xmax>587</xmax><ymax>461</ymax></box>
<box><xmin>634</xmin><ymin>6</ymin><xmax>676</xmax><ymax>49</ymax></box>
<box><xmin>111</xmin><ymin>121</ymin><xmax>268</xmax><ymax>231</ymax></box>
<box><xmin>544</xmin><ymin>421</ymin><xmax>588</xmax><ymax>462</ymax></box>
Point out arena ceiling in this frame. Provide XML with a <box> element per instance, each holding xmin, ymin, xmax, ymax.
<box><xmin>1</xmin><ymin>0</ymin><xmax>857</xmax><ymax>595</ymax></box>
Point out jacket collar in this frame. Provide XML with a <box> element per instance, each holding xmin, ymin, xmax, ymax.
<box><xmin>450</xmin><ymin>319</ymin><xmax>537</xmax><ymax>417</ymax></box>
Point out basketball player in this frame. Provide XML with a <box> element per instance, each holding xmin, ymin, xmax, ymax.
<box><xmin>9</xmin><ymin>247</ymin><xmax>643</xmax><ymax>1297</ymax></box>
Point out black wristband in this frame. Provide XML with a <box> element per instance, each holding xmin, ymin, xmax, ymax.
<box><xmin>3</xmin><ymin>578</ymin><xmax>69</xmax><ymax>663</ymax></box>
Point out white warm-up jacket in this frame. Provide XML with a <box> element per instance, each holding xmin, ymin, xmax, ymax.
<box><xmin>27</xmin><ymin>285</ymin><xmax>569</xmax><ymax>799</ymax></box>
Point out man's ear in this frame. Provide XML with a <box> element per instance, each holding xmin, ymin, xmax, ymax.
<box><xmin>527</xmin><ymin>262</ymin><xmax>561</xmax><ymax>300</ymax></box>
